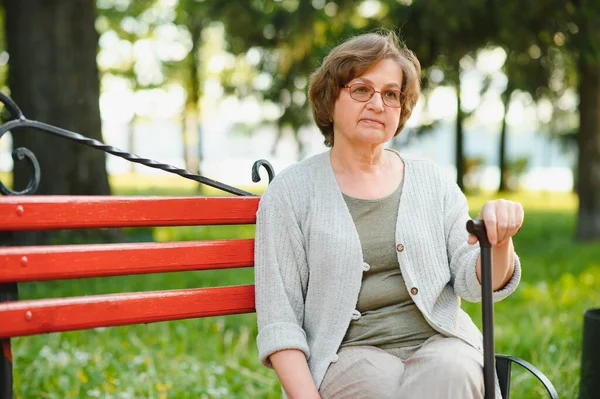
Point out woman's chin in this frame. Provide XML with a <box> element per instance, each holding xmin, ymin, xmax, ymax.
<box><xmin>354</xmin><ymin>130</ymin><xmax>392</xmax><ymax>145</ymax></box>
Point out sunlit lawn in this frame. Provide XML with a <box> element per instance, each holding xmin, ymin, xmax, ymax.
<box><xmin>10</xmin><ymin>180</ymin><xmax>599</xmax><ymax>398</ymax></box>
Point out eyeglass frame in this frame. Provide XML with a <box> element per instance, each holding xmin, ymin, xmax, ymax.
<box><xmin>340</xmin><ymin>83</ymin><xmax>405</xmax><ymax>108</ymax></box>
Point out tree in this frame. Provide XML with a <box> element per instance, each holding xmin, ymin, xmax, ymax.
<box><xmin>175</xmin><ymin>0</ymin><xmax>211</xmax><ymax>175</ymax></box>
<box><xmin>96</xmin><ymin>0</ymin><xmax>159</xmax><ymax>174</ymax></box>
<box><xmin>378</xmin><ymin>0</ymin><xmax>497</xmax><ymax>190</ymax></box>
<box><xmin>206</xmin><ymin>1</ymin><xmax>358</xmax><ymax>158</ymax></box>
<box><xmin>485</xmin><ymin>0</ymin><xmax>563</xmax><ymax>192</ymax></box>
<box><xmin>485</xmin><ymin>0</ymin><xmax>599</xmax><ymax>237</ymax></box>
<box><xmin>571</xmin><ymin>0</ymin><xmax>600</xmax><ymax>239</ymax></box>
<box><xmin>3</xmin><ymin>0</ymin><xmax>110</xmax><ymax>243</ymax></box>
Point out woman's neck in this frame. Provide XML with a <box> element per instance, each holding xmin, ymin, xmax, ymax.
<box><xmin>330</xmin><ymin>142</ymin><xmax>388</xmax><ymax>175</ymax></box>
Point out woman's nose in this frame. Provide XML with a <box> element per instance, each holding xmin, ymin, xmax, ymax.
<box><xmin>366</xmin><ymin>92</ymin><xmax>385</xmax><ymax>111</ymax></box>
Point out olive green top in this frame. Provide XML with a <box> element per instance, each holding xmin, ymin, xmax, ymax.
<box><xmin>341</xmin><ymin>178</ymin><xmax>437</xmax><ymax>349</ymax></box>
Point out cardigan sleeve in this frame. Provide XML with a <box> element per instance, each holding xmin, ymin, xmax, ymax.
<box><xmin>443</xmin><ymin>173</ymin><xmax>521</xmax><ymax>303</ymax></box>
<box><xmin>254</xmin><ymin>188</ymin><xmax>310</xmax><ymax>368</ymax></box>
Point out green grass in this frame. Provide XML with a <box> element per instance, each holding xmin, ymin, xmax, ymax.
<box><xmin>10</xmin><ymin>190</ymin><xmax>599</xmax><ymax>398</ymax></box>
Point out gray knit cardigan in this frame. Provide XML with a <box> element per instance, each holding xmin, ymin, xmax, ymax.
<box><xmin>254</xmin><ymin>150</ymin><xmax>521</xmax><ymax>391</ymax></box>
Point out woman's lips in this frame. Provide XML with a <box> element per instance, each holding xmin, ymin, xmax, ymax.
<box><xmin>360</xmin><ymin>118</ymin><xmax>384</xmax><ymax>126</ymax></box>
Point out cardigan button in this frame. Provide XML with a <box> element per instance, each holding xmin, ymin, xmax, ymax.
<box><xmin>410</xmin><ymin>287</ymin><xmax>418</xmax><ymax>295</ymax></box>
<box><xmin>351</xmin><ymin>310</ymin><xmax>362</xmax><ymax>320</ymax></box>
<box><xmin>362</xmin><ymin>262</ymin><xmax>371</xmax><ymax>272</ymax></box>
<box><xmin>396</xmin><ymin>243</ymin><xmax>405</xmax><ymax>252</ymax></box>
<box><xmin>331</xmin><ymin>354</ymin><xmax>339</xmax><ymax>363</ymax></box>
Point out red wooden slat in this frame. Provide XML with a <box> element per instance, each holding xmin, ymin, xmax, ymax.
<box><xmin>0</xmin><ymin>285</ymin><xmax>256</xmax><ymax>339</ymax></box>
<box><xmin>0</xmin><ymin>196</ymin><xmax>260</xmax><ymax>230</ymax></box>
<box><xmin>0</xmin><ymin>239</ymin><xmax>254</xmax><ymax>283</ymax></box>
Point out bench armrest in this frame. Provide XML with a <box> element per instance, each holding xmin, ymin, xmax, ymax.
<box><xmin>496</xmin><ymin>354</ymin><xmax>559</xmax><ymax>399</ymax></box>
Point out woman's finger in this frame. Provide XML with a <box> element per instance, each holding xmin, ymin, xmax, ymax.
<box><xmin>481</xmin><ymin>202</ymin><xmax>498</xmax><ymax>246</ymax></box>
<box><xmin>468</xmin><ymin>233</ymin><xmax>478</xmax><ymax>245</ymax></box>
<box><xmin>516</xmin><ymin>202</ymin><xmax>525</xmax><ymax>233</ymax></box>
<box><xmin>504</xmin><ymin>203</ymin><xmax>517</xmax><ymax>243</ymax></box>
<box><xmin>495</xmin><ymin>200</ymin><xmax>510</xmax><ymax>245</ymax></box>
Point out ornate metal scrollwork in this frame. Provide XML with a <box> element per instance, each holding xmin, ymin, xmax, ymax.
<box><xmin>252</xmin><ymin>159</ymin><xmax>275</xmax><ymax>184</ymax></box>
<box><xmin>0</xmin><ymin>148</ymin><xmax>40</xmax><ymax>196</ymax></box>
<box><xmin>0</xmin><ymin>92</ymin><xmax>275</xmax><ymax>196</ymax></box>
<box><xmin>0</xmin><ymin>93</ymin><xmax>41</xmax><ymax>196</ymax></box>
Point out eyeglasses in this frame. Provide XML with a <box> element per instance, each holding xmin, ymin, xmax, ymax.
<box><xmin>341</xmin><ymin>83</ymin><xmax>404</xmax><ymax>108</ymax></box>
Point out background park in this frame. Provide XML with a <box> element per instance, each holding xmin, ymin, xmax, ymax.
<box><xmin>0</xmin><ymin>0</ymin><xmax>599</xmax><ymax>398</ymax></box>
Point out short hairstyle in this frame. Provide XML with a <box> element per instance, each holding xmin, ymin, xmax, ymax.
<box><xmin>308</xmin><ymin>30</ymin><xmax>421</xmax><ymax>147</ymax></box>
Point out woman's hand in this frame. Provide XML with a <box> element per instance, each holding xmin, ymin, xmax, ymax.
<box><xmin>468</xmin><ymin>199</ymin><xmax>524</xmax><ymax>247</ymax></box>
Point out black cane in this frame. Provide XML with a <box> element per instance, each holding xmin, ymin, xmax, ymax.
<box><xmin>467</xmin><ymin>219</ymin><xmax>495</xmax><ymax>399</ymax></box>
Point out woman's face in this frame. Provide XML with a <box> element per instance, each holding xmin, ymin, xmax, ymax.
<box><xmin>332</xmin><ymin>59</ymin><xmax>403</xmax><ymax>147</ymax></box>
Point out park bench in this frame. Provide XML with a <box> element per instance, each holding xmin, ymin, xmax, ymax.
<box><xmin>0</xmin><ymin>93</ymin><xmax>558</xmax><ymax>398</ymax></box>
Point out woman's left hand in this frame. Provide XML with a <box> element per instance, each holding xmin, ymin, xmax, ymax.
<box><xmin>468</xmin><ymin>199</ymin><xmax>524</xmax><ymax>247</ymax></box>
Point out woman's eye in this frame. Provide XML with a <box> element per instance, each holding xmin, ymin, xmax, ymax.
<box><xmin>385</xmin><ymin>91</ymin><xmax>399</xmax><ymax>99</ymax></box>
<box><xmin>353</xmin><ymin>86</ymin><xmax>369</xmax><ymax>93</ymax></box>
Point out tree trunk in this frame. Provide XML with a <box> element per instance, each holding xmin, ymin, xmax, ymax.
<box><xmin>576</xmin><ymin>59</ymin><xmax>600</xmax><ymax>240</ymax></box>
<box><xmin>5</xmin><ymin>0</ymin><xmax>110</xmax><ymax>196</ymax></box>
<box><xmin>184</xmin><ymin>10</ymin><xmax>203</xmax><ymax>177</ymax></box>
<box><xmin>498</xmin><ymin>85</ymin><xmax>514</xmax><ymax>192</ymax></box>
<box><xmin>3</xmin><ymin>0</ymin><xmax>111</xmax><ymax>244</ymax></box>
<box><xmin>128</xmin><ymin>115</ymin><xmax>136</xmax><ymax>174</ymax></box>
<box><xmin>455</xmin><ymin>70</ymin><xmax>465</xmax><ymax>191</ymax></box>
<box><xmin>180</xmin><ymin>107</ymin><xmax>191</xmax><ymax>172</ymax></box>
<box><xmin>574</xmin><ymin>0</ymin><xmax>600</xmax><ymax>241</ymax></box>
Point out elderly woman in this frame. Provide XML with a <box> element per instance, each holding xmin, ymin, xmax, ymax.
<box><xmin>254</xmin><ymin>30</ymin><xmax>523</xmax><ymax>399</ymax></box>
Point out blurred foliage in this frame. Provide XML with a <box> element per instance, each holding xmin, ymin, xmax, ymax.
<box><xmin>505</xmin><ymin>156</ymin><xmax>530</xmax><ymax>191</ymax></box>
<box><xmin>0</xmin><ymin>0</ymin><xmax>592</xmax><ymax>178</ymax></box>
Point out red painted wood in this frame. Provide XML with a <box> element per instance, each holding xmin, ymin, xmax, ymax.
<box><xmin>0</xmin><ymin>285</ymin><xmax>256</xmax><ymax>339</ymax></box>
<box><xmin>0</xmin><ymin>240</ymin><xmax>254</xmax><ymax>283</ymax></box>
<box><xmin>0</xmin><ymin>196</ymin><xmax>260</xmax><ymax>230</ymax></box>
